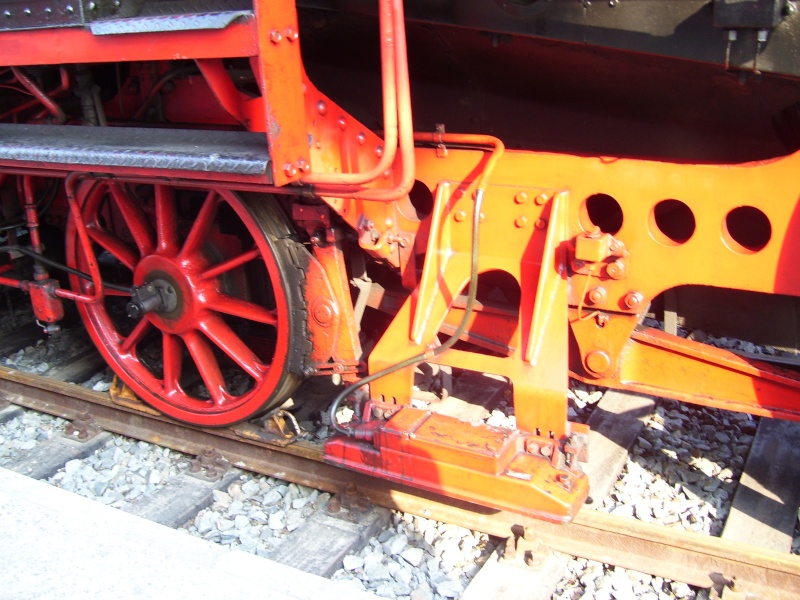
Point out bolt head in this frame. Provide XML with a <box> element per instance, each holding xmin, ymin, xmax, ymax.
<box><xmin>515</xmin><ymin>216</ymin><xmax>528</xmax><ymax>228</ymax></box>
<box><xmin>316</xmin><ymin>100</ymin><xmax>327</xmax><ymax>115</ymax></box>
<box><xmin>454</xmin><ymin>210</ymin><xmax>467</xmax><ymax>222</ymax></box>
<box><xmin>587</xmin><ymin>286</ymin><xmax>606</xmax><ymax>305</ymax></box>
<box><xmin>514</xmin><ymin>192</ymin><xmax>529</xmax><ymax>204</ymax></box>
<box><xmin>269</xmin><ymin>29</ymin><xmax>283</xmax><ymax>44</ymax></box>
<box><xmin>312</xmin><ymin>301</ymin><xmax>335</xmax><ymax>326</ymax></box>
<box><xmin>623</xmin><ymin>291</ymin><xmax>644</xmax><ymax>310</ymax></box>
<box><xmin>606</xmin><ymin>260</ymin><xmax>626</xmax><ymax>279</ymax></box>
<box><xmin>524</xmin><ymin>439</ymin><xmax>539</xmax><ymax>454</ymax></box>
<box><xmin>585</xmin><ymin>349</ymin><xmax>612</xmax><ymax>375</ymax></box>
<box><xmin>534</xmin><ymin>193</ymin><xmax>549</xmax><ymax>206</ymax></box>
<box><xmin>283</xmin><ymin>163</ymin><xmax>298</xmax><ymax>178</ymax></box>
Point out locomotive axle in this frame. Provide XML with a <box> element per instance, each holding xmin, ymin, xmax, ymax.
<box><xmin>126</xmin><ymin>280</ymin><xmax>178</xmax><ymax>319</ymax></box>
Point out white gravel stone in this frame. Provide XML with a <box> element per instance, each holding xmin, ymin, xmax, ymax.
<box><xmin>343</xmin><ymin>554</ymin><xmax>364</xmax><ymax>571</ymax></box>
<box><xmin>285</xmin><ymin>509</ymin><xmax>304</xmax><ymax>532</ymax></box>
<box><xmin>435</xmin><ymin>579</ymin><xmax>463</xmax><ymax>598</ymax></box>
<box><xmin>241</xmin><ymin>479</ymin><xmax>260</xmax><ymax>497</ymax></box>
<box><xmin>383</xmin><ymin>533</ymin><xmax>408</xmax><ymax>556</ymax></box>
<box><xmin>268</xmin><ymin>510</ymin><xmax>286</xmax><ymax>530</ymax></box>
<box><xmin>262</xmin><ymin>488</ymin><xmax>283</xmax><ymax>505</ymax></box>
<box><xmin>400</xmin><ymin>546</ymin><xmax>424</xmax><ymax>567</ymax></box>
<box><xmin>364</xmin><ymin>562</ymin><xmax>391</xmax><ymax>581</ymax></box>
<box><xmin>671</xmin><ymin>581</ymin><xmax>694</xmax><ymax>598</ymax></box>
<box><xmin>234</xmin><ymin>515</ymin><xmax>249</xmax><ymax>530</ymax></box>
<box><xmin>194</xmin><ymin>512</ymin><xmax>217</xmax><ymax>534</ymax></box>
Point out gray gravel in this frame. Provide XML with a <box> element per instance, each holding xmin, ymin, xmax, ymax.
<box><xmin>554</xmin><ymin>397</ymin><xmax>757</xmax><ymax>600</ymax></box>
<box><xmin>182</xmin><ymin>474</ymin><xmax>329</xmax><ymax>557</ymax></box>
<box><xmin>600</xmin><ymin>400</ymin><xmax>753</xmax><ymax>536</ymax></box>
<box><xmin>0</xmin><ymin>410</ymin><xmax>66</xmax><ymax>464</ymax></box>
<box><xmin>333</xmin><ymin>512</ymin><xmax>493</xmax><ymax>599</ymax></box>
<box><xmin>1</xmin><ymin>328</ymin><xmax>93</xmax><ymax>375</ymax></box>
<box><xmin>49</xmin><ymin>436</ymin><xmax>192</xmax><ymax>507</ymax></box>
<box><xmin>554</xmin><ymin>560</ymin><xmax>695</xmax><ymax>600</ymax></box>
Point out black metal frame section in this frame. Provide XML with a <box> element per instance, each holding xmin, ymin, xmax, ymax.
<box><xmin>300</xmin><ymin>0</ymin><xmax>800</xmax><ymax>79</ymax></box>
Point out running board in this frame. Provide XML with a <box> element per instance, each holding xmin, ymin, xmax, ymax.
<box><xmin>0</xmin><ymin>0</ymin><xmax>251</xmax><ymax>33</ymax></box>
<box><xmin>0</xmin><ymin>124</ymin><xmax>271</xmax><ymax>178</ymax></box>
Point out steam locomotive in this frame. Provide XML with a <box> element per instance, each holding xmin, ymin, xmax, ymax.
<box><xmin>0</xmin><ymin>0</ymin><xmax>798</xmax><ymax>521</ymax></box>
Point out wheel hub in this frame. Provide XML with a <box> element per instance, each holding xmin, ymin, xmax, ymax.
<box><xmin>126</xmin><ymin>278</ymin><xmax>179</xmax><ymax>319</ymax></box>
<box><xmin>133</xmin><ymin>255</ymin><xmax>205</xmax><ymax>334</ymax></box>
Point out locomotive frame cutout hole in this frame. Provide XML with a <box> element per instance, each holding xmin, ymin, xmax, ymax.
<box><xmin>649</xmin><ymin>199</ymin><xmax>696</xmax><ymax>246</ymax></box>
<box><xmin>722</xmin><ymin>205</ymin><xmax>771</xmax><ymax>254</ymax></box>
<box><xmin>581</xmin><ymin>193</ymin><xmax>623</xmax><ymax>235</ymax></box>
<box><xmin>397</xmin><ymin>180</ymin><xmax>433</xmax><ymax>221</ymax></box>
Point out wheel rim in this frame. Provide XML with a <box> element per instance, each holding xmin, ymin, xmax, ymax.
<box><xmin>67</xmin><ymin>180</ymin><xmax>306</xmax><ymax>426</ymax></box>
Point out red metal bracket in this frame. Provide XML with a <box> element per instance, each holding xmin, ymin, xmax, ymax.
<box><xmin>325</xmin><ymin>405</ymin><xmax>589</xmax><ymax>522</ymax></box>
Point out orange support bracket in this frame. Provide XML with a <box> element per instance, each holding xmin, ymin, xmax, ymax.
<box><xmin>252</xmin><ymin>0</ymin><xmax>309</xmax><ymax>186</ymax></box>
<box><xmin>411</xmin><ymin>181</ymin><xmax>460</xmax><ymax>345</ymax></box>
<box><xmin>369</xmin><ymin>184</ymin><xmax>574</xmax><ymax>439</ymax></box>
<box><xmin>519</xmin><ymin>191</ymin><xmax>570</xmax><ymax>438</ymax></box>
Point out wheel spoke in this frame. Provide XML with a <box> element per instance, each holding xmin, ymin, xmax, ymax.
<box><xmin>119</xmin><ymin>317</ymin><xmax>152</xmax><ymax>355</ymax></box>
<box><xmin>87</xmin><ymin>225</ymin><xmax>138</xmax><ymax>271</ymax></box>
<box><xmin>108</xmin><ymin>182</ymin><xmax>155</xmax><ymax>257</ymax></box>
<box><xmin>180</xmin><ymin>190</ymin><xmax>219</xmax><ymax>259</ymax></box>
<box><xmin>197</xmin><ymin>314</ymin><xmax>266</xmax><ymax>380</ymax></box>
<box><xmin>182</xmin><ymin>329</ymin><xmax>227</xmax><ymax>405</ymax></box>
<box><xmin>154</xmin><ymin>184</ymin><xmax>179</xmax><ymax>255</ymax></box>
<box><xmin>204</xmin><ymin>292</ymin><xmax>277</xmax><ymax>326</ymax></box>
<box><xmin>162</xmin><ymin>332</ymin><xmax>183</xmax><ymax>396</ymax></box>
<box><xmin>83</xmin><ymin>180</ymin><xmax>108</xmax><ymax>226</ymax></box>
<box><xmin>200</xmin><ymin>248</ymin><xmax>261</xmax><ymax>281</ymax></box>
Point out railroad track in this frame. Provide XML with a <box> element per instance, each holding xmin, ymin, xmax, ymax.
<box><xmin>1</xmin><ymin>314</ymin><xmax>799</xmax><ymax>599</ymax></box>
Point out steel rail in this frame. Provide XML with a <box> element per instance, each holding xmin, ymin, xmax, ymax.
<box><xmin>0</xmin><ymin>364</ymin><xmax>797</xmax><ymax>598</ymax></box>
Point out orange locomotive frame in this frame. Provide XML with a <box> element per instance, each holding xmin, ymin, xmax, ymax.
<box><xmin>0</xmin><ymin>0</ymin><xmax>799</xmax><ymax>521</ymax></box>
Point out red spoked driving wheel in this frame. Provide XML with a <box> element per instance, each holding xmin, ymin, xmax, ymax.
<box><xmin>66</xmin><ymin>179</ymin><xmax>309</xmax><ymax>426</ymax></box>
